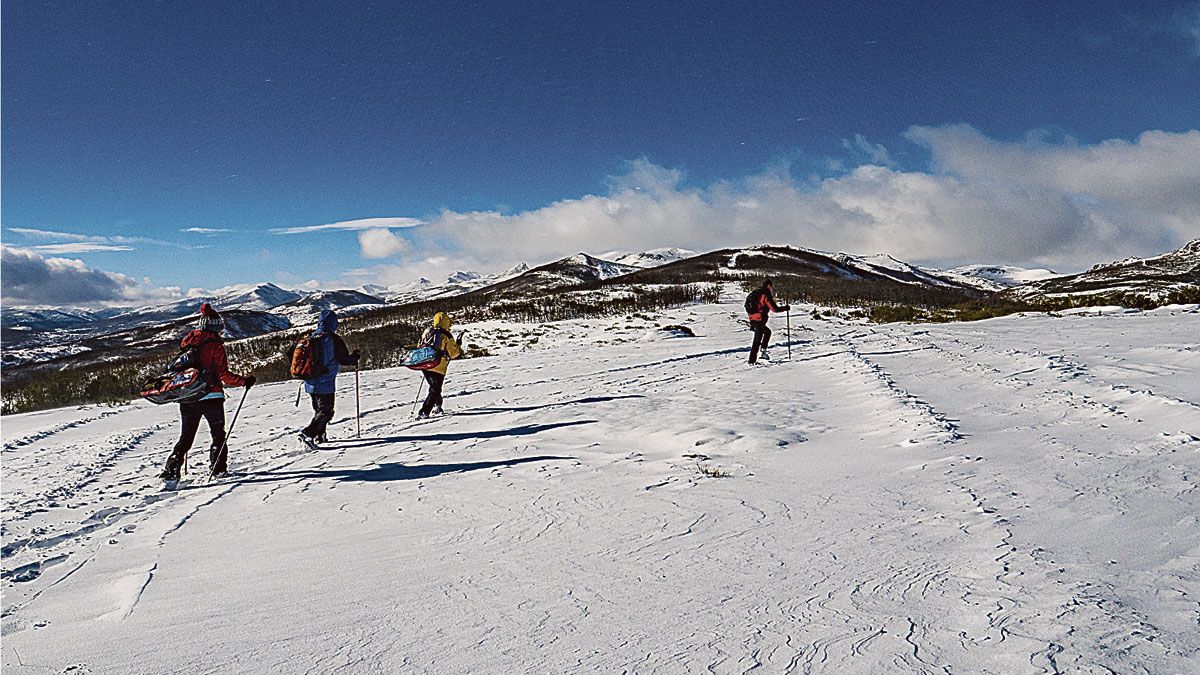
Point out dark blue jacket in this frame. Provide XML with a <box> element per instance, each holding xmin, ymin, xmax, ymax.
<box><xmin>304</xmin><ymin>310</ymin><xmax>358</xmax><ymax>395</ymax></box>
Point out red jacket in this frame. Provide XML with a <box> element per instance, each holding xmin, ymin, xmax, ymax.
<box><xmin>747</xmin><ymin>288</ymin><xmax>783</xmax><ymax>322</ymax></box>
<box><xmin>181</xmin><ymin>330</ymin><xmax>247</xmax><ymax>393</ymax></box>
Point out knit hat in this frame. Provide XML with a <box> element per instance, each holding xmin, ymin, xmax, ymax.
<box><xmin>197</xmin><ymin>303</ymin><xmax>224</xmax><ymax>333</ymax></box>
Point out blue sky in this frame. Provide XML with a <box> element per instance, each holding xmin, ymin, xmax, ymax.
<box><xmin>3</xmin><ymin>0</ymin><xmax>1199</xmax><ymax>305</ymax></box>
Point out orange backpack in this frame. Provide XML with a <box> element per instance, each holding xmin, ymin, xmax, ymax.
<box><xmin>289</xmin><ymin>336</ymin><xmax>327</xmax><ymax>380</ymax></box>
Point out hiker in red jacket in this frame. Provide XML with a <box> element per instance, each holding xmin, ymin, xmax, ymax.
<box><xmin>159</xmin><ymin>303</ymin><xmax>255</xmax><ymax>485</ymax></box>
<box><xmin>745</xmin><ymin>278</ymin><xmax>789</xmax><ymax>365</ymax></box>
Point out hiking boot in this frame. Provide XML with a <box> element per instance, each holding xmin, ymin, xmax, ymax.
<box><xmin>432</xmin><ymin>406</ymin><xmax>444</xmax><ymax>416</ymax></box>
<box><xmin>209</xmin><ymin>470</ymin><xmax>230</xmax><ymax>480</ymax></box>
<box><xmin>416</xmin><ymin>411</ymin><xmax>430</xmax><ymax>420</ymax></box>
<box><xmin>316</xmin><ymin>434</ymin><xmax>328</xmax><ymax>443</ymax></box>
<box><xmin>760</xmin><ymin>349</ymin><xmax>771</xmax><ymax>361</ymax></box>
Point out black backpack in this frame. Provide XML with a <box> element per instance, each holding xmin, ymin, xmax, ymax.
<box><xmin>167</xmin><ymin>345</ymin><xmax>200</xmax><ymax>372</ymax></box>
<box><xmin>744</xmin><ymin>289</ymin><xmax>763</xmax><ymax>315</ymax></box>
<box><xmin>140</xmin><ymin>346</ymin><xmax>208</xmax><ymax>405</ymax></box>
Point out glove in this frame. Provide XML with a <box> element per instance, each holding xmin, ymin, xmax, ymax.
<box><xmin>350</xmin><ymin>349</ymin><xmax>361</xmax><ymax>363</ymax></box>
<box><xmin>782</xmin><ymin>305</ymin><xmax>791</xmax><ymax>312</ymax></box>
<box><xmin>243</xmin><ymin>375</ymin><xmax>257</xmax><ymax>389</ymax></box>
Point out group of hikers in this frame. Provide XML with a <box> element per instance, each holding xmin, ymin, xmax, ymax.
<box><xmin>157</xmin><ymin>278</ymin><xmax>783</xmax><ymax>486</ymax></box>
<box><xmin>157</xmin><ymin>304</ymin><xmax>461</xmax><ymax>487</ymax></box>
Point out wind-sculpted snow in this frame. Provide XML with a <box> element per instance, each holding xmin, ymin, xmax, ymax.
<box><xmin>2</xmin><ymin>293</ymin><xmax>1197</xmax><ymax>673</ymax></box>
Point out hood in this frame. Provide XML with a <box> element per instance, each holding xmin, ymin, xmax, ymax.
<box><xmin>181</xmin><ymin>329</ymin><xmax>220</xmax><ymax>348</ymax></box>
<box><xmin>432</xmin><ymin>312</ymin><xmax>452</xmax><ymax>330</ymax></box>
<box><xmin>316</xmin><ymin>309</ymin><xmax>339</xmax><ymax>335</ymax></box>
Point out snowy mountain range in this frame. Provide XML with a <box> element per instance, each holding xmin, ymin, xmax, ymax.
<box><xmin>3</xmin><ymin>242</ymin><xmax>1197</xmax><ymax>373</ymax></box>
<box><xmin>383</xmin><ymin>263</ymin><xmax>531</xmax><ymax>304</ymax></box>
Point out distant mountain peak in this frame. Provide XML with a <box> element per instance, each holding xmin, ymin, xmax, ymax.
<box><xmin>499</xmin><ymin>262</ymin><xmax>530</xmax><ymax>278</ymax></box>
<box><xmin>446</xmin><ymin>270</ymin><xmax>482</xmax><ymax>284</ymax></box>
<box><xmin>603</xmin><ymin>248</ymin><xmax>698</xmax><ymax>268</ymax></box>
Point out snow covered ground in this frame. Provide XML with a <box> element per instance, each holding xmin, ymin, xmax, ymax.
<box><xmin>3</xmin><ymin>289</ymin><xmax>1198</xmax><ymax>673</ymax></box>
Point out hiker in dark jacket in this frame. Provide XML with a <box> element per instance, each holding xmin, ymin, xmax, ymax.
<box><xmin>300</xmin><ymin>309</ymin><xmax>360</xmax><ymax>444</ymax></box>
<box><xmin>417</xmin><ymin>312</ymin><xmax>463</xmax><ymax>419</ymax></box>
<box><xmin>746</xmin><ymin>278</ymin><xmax>789</xmax><ymax>365</ymax></box>
<box><xmin>160</xmin><ymin>303</ymin><xmax>255</xmax><ymax>483</ymax></box>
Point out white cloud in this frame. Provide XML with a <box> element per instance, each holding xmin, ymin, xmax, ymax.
<box><xmin>1</xmin><ymin>245</ymin><xmax>182</xmax><ymax>306</ymax></box>
<box><xmin>6</xmin><ymin>227</ymin><xmax>180</xmax><ymax>249</ymax></box>
<box><xmin>346</xmin><ymin>127</ymin><xmax>1198</xmax><ymax>282</ymax></box>
<box><xmin>30</xmin><ymin>243</ymin><xmax>135</xmax><ymax>254</ymax></box>
<box><xmin>9</xmin><ymin>227</ymin><xmax>97</xmax><ymax>242</ymax></box>
<box><xmin>357</xmin><ymin>228</ymin><xmax>411</xmax><ymax>259</ymax></box>
<box><xmin>269</xmin><ymin>217</ymin><xmax>423</xmax><ymax>235</ymax></box>
<box><xmin>181</xmin><ymin>227</ymin><xmax>235</xmax><ymax>234</ymax></box>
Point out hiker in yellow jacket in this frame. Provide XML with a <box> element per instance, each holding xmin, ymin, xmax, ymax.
<box><xmin>417</xmin><ymin>312</ymin><xmax>463</xmax><ymax>419</ymax></box>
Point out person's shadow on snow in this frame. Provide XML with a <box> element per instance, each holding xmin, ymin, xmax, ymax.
<box><xmin>245</xmin><ymin>455</ymin><xmax>573</xmax><ymax>484</ymax></box>
<box><xmin>332</xmin><ymin>419</ymin><xmax>597</xmax><ymax>449</ymax></box>
<box><xmin>451</xmin><ymin>395</ymin><xmax>643</xmax><ymax>416</ymax></box>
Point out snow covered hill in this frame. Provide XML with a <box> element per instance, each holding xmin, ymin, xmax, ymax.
<box><xmin>103</xmin><ymin>283</ymin><xmax>304</xmax><ymax>328</ymax></box>
<box><xmin>940</xmin><ymin>264</ymin><xmax>1061</xmax><ymax>292</ymax></box>
<box><xmin>3</xmin><ymin>291</ymin><xmax>1197</xmax><ymax>673</ymax></box>
<box><xmin>834</xmin><ymin>252</ymin><xmax>962</xmax><ymax>287</ymax></box>
<box><xmin>474</xmin><ymin>253</ymin><xmax>642</xmax><ymax>298</ymax></box>
<box><xmin>1007</xmin><ymin>239</ymin><xmax>1200</xmax><ymax>303</ymax></box>
<box><xmin>386</xmin><ymin>263</ymin><xmax>530</xmax><ymax>304</ymax></box>
<box><xmin>601</xmin><ymin>247</ymin><xmax>698</xmax><ymax>268</ymax></box>
<box><xmin>271</xmin><ymin>289</ymin><xmax>389</xmax><ymax>326</ymax></box>
<box><xmin>0</xmin><ymin>307</ymin><xmax>102</xmax><ymax>332</ymax></box>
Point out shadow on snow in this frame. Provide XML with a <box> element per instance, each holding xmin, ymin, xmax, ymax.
<box><xmin>330</xmin><ymin>419</ymin><xmax>597</xmax><ymax>449</ymax></box>
<box><xmin>243</xmin><ymin>455</ymin><xmax>574</xmax><ymax>485</ymax></box>
<box><xmin>452</xmin><ymin>395</ymin><xmax>644</xmax><ymax>416</ymax></box>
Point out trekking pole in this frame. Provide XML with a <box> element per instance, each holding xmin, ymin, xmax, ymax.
<box><xmin>294</xmin><ymin>383</ymin><xmax>302</xmax><ymax>407</ymax></box>
<box><xmin>411</xmin><ymin>377</ymin><xmax>424</xmax><ymax>418</ymax></box>
<box><xmin>212</xmin><ymin>388</ymin><xmax>249</xmax><ymax>479</ymax></box>
<box><xmin>786</xmin><ymin>307</ymin><xmax>792</xmax><ymax>361</ymax></box>
<box><xmin>355</xmin><ymin>362</ymin><xmax>362</xmax><ymax>438</ymax></box>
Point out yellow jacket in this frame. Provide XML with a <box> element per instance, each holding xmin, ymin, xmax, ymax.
<box><xmin>429</xmin><ymin>312</ymin><xmax>462</xmax><ymax>375</ymax></box>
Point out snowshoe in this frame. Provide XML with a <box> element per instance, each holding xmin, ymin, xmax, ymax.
<box><xmin>161</xmin><ymin>478</ymin><xmax>180</xmax><ymax>491</ymax></box>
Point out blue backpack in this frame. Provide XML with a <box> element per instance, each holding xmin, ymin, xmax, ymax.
<box><xmin>402</xmin><ymin>327</ymin><xmax>446</xmax><ymax>370</ymax></box>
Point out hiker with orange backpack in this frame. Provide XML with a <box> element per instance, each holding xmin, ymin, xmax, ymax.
<box><xmin>297</xmin><ymin>309</ymin><xmax>360</xmax><ymax>447</ymax></box>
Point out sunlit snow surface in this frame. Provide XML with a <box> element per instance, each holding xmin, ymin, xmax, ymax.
<box><xmin>2</xmin><ymin>290</ymin><xmax>1198</xmax><ymax>673</ymax></box>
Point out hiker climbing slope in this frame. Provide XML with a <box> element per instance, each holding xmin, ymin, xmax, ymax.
<box><xmin>417</xmin><ymin>312</ymin><xmax>463</xmax><ymax>419</ymax></box>
<box><xmin>299</xmin><ymin>309</ymin><xmax>360</xmax><ymax>445</ymax></box>
<box><xmin>159</xmin><ymin>303</ymin><xmax>255</xmax><ymax>485</ymax></box>
<box><xmin>745</xmin><ymin>277</ymin><xmax>789</xmax><ymax>365</ymax></box>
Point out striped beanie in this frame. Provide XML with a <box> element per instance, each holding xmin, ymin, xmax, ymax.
<box><xmin>197</xmin><ymin>303</ymin><xmax>224</xmax><ymax>333</ymax></box>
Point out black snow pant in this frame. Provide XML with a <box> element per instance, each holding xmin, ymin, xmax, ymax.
<box><xmin>163</xmin><ymin>398</ymin><xmax>227</xmax><ymax>478</ymax></box>
<box><xmin>748</xmin><ymin>320</ymin><xmax>772</xmax><ymax>364</ymax></box>
<box><xmin>419</xmin><ymin>371</ymin><xmax>445</xmax><ymax>416</ymax></box>
<box><xmin>302</xmin><ymin>393</ymin><xmax>336</xmax><ymax>440</ymax></box>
